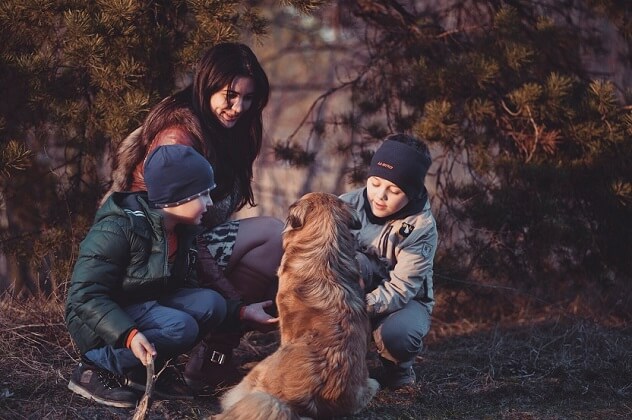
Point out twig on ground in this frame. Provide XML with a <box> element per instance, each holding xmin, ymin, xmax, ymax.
<box><xmin>131</xmin><ymin>358</ymin><xmax>156</xmax><ymax>420</ymax></box>
<box><xmin>5</xmin><ymin>323</ymin><xmax>65</xmax><ymax>331</ymax></box>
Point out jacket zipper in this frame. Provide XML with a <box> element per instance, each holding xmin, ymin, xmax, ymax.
<box><xmin>185</xmin><ymin>248</ymin><xmax>198</xmax><ymax>284</ymax></box>
<box><xmin>379</xmin><ymin>222</ymin><xmax>394</xmax><ymax>258</ymax></box>
<box><xmin>161</xmin><ymin>219</ymin><xmax>170</xmax><ymax>285</ymax></box>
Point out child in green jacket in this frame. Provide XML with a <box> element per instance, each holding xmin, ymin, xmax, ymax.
<box><xmin>66</xmin><ymin>145</ymin><xmax>276</xmax><ymax>407</ymax></box>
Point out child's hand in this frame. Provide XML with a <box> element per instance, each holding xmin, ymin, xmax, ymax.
<box><xmin>241</xmin><ymin>300</ymin><xmax>279</xmax><ymax>325</ymax></box>
<box><xmin>129</xmin><ymin>332</ymin><xmax>157</xmax><ymax>365</ymax></box>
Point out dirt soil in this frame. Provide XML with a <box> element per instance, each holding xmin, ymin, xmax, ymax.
<box><xmin>1</xmin><ymin>296</ymin><xmax>630</xmax><ymax>419</ymax></box>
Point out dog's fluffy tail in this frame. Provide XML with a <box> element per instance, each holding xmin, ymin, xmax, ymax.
<box><xmin>214</xmin><ymin>391</ymin><xmax>301</xmax><ymax>420</ymax></box>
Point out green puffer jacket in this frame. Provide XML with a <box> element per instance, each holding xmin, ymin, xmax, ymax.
<box><xmin>65</xmin><ymin>192</ymin><xmax>201</xmax><ymax>354</ymax></box>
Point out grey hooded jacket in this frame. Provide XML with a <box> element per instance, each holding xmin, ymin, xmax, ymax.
<box><xmin>340</xmin><ymin>188</ymin><xmax>438</xmax><ymax>316</ymax></box>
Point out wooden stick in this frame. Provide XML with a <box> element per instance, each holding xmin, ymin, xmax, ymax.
<box><xmin>131</xmin><ymin>358</ymin><xmax>155</xmax><ymax>420</ymax></box>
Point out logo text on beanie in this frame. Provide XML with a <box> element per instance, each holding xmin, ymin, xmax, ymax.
<box><xmin>377</xmin><ymin>161</ymin><xmax>394</xmax><ymax>170</ymax></box>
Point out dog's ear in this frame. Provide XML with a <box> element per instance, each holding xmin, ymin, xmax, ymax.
<box><xmin>285</xmin><ymin>213</ymin><xmax>303</xmax><ymax>231</ymax></box>
<box><xmin>284</xmin><ymin>200</ymin><xmax>309</xmax><ymax>232</ymax></box>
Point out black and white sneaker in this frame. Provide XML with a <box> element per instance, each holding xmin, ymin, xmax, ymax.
<box><xmin>379</xmin><ymin>366</ymin><xmax>417</xmax><ymax>389</ymax></box>
<box><xmin>377</xmin><ymin>358</ymin><xmax>417</xmax><ymax>390</ymax></box>
<box><xmin>126</xmin><ymin>364</ymin><xmax>194</xmax><ymax>400</ymax></box>
<box><xmin>68</xmin><ymin>361</ymin><xmax>138</xmax><ymax>408</ymax></box>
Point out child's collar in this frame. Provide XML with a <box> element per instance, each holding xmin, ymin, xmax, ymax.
<box><xmin>362</xmin><ymin>188</ymin><xmax>427</xmax><ymax>225</ymax></box>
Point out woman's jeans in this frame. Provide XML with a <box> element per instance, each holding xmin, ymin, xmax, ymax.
<box><xmin>84</xmin><ymin>288</ymin><xmax>226</xmax><ymax>375</ymax></box>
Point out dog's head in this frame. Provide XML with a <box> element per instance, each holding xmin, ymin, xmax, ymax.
<box><xmin>281</xmin><ymin>192</ymin><xmax>363</xmax><ymax>293</ymax></box>
<box><xmin>284</xmin><ymin>192</ymin><xmax>361</xmax><ymax>235</ymax></box>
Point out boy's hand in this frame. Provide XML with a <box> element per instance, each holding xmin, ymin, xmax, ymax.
<box><xmin>241</xmin><ymin>300</ymin><xmax>279</xmax><ymax>326</ymax></box>
<box><xmin>129</xmin><ymin>332</ymin><xmax>157</xmax><ymax>365</ymax></box>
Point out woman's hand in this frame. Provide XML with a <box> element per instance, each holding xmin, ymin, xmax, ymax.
<box><xmin>129</xmin><ymin>332</ymin><xmax>157</xmax><ymax>365</ymax></box>
<box><xmin>241</xmin><ymin>300</ymin><xmax>279</xmax><ymax>326</ymax></box>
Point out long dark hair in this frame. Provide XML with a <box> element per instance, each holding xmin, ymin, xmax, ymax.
<box><xmin>191</xmin><ymin>42</ymin><xmax>270</xmax><ymax>209</ymax></box>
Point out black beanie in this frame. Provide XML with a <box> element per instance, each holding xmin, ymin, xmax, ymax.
<box><xmin>367</xmin><ymin>139</ymin><xmax>431</xmax><ymax>199</ymax></box>
<box><xmin>144</xmin><ymin>145</ymin><xmax>216</xmax><ymax>208</ymax></box>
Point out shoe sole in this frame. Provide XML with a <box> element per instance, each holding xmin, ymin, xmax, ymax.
<box><xmin>126</xmin><ymin>380</ymin><xmax>194</xmax><ymax>400</ymax></box>
<box><xmin>68</xmin><ymin>380</ymin><xmax>137</xmax><ymax>408</ymax></box>
<box><xmin>389</xmin><ymin>380</ymin><xmax>416</xmax><ymax>390</ymax></box>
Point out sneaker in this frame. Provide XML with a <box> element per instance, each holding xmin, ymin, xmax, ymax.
<box><xmin>68</xmin><ymin>362</ymin><xmax>138</xmax><ymax>408</ymax></box>
<box><xmin>378</xmin><ymin>366</ymin><xmax>416</xmax><ymax>390</ymax></box>
<box><xmin>126</xmin><ymin>364</ymin><xmax>194</xmax><ymax>400</ymax></box>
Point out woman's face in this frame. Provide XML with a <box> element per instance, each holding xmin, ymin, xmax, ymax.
<box><xmin>366</xmin><ymin>176</ymin><xmax>409</xmax><ymax>218</ymax></box>
<box><xmin>209</xmin><ymin>76</ymin><xmax>256</xmax><ymax>128</ymax></box>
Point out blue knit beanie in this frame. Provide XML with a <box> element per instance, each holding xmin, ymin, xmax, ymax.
<box><xmin>144</xmin><ymin>145</ymin><xmax>216</xmax><ymax>208</ymax></box>
<box><xmin>367</xmin><ymin>139</ymin><xmax>431</xmax><ymax>199</ymax></box>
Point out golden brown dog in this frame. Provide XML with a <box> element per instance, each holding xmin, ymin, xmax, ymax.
<box><xmin>216</xmin><ymin>192</ymin><xmax>379</xmax><ymax>420</ymax></box>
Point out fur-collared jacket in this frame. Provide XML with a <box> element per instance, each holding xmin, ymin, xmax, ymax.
<box><xmin>103</xmin><ymin>106</ymin><xmax>243</xmax><ymax>229</ymax></box>
<box><xmin>66</xmin><ymin>192</ymin><xmax>203</xmax><ymax>355</ymax></box>
<box><xmin>340</xmin><ymin>187</ymin><xmax>438</xmax><ymax>317</ymax></box>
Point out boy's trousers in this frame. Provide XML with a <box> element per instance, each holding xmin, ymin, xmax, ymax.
<box><xmin>372</xmin><ymin>299</ymin><xmax>431</xmax><ymax>368</ymax></box>
<box><xmin>84</xmin><ymin>288</ymin><xmax>226</xmax><ymax>375</ymax></box>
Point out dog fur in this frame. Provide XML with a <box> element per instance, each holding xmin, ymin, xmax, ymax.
<box><xmin>215</xmin><ymin>192</ymin><xmax>379</xmax><ymax>420</ymax></box>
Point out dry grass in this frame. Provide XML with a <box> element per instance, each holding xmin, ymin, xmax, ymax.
<box><xmin>1</xmin><ymin>294</ymin><xmax>631</xmax><ymax>420</ymax></box>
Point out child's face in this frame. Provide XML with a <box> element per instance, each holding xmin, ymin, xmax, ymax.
<box><xmin>164</xmin><ymin>192</ymin><xmax>213</xmax><ymax>225</ymax></box>
<box><xmin>366</xmin><ymin>176</ymin><xmax>409</xmax><ymax>218</ymax></box>
<box><xmin>209</xmin><ymin>76</ymin><xmax>255</xmax><ymax>128</ymax></box>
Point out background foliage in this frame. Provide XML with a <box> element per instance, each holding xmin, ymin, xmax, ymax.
<box><xmin>0</xmin><ymin>0</ymin><xmax>630</xmax><ymax>320</ymax></box>
<box><xmin>274</xmin><ymin>0</ymin><xmax>632</xmax><ymax>318</ymax></box>
<box><xmin>0</xmin><ymin>0</ymin><xmax>325</xmax><ymax>297</ymax></box>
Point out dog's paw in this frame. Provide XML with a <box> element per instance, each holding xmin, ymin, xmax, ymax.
<box><xmin>367</xmin><ymin>377</ymin><xmax>380</xmax><ymax>395</ymax></box>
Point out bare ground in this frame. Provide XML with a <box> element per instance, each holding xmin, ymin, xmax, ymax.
<box><xmin>1</xmin><ymin>294</ymin><xmax>630</xmax><ymax>420</ymax></box>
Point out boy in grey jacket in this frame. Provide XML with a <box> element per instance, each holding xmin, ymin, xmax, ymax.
<box><xmin>340</xmin><ymin>133</ymin><xmax>438</xmax><ymax>389</ymax></box>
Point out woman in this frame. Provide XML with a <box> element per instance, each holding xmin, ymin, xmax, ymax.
<box><xmin>104</xmin><ymin>42</ymin><xmax>283</xmax><ymax>389</ymax></box>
